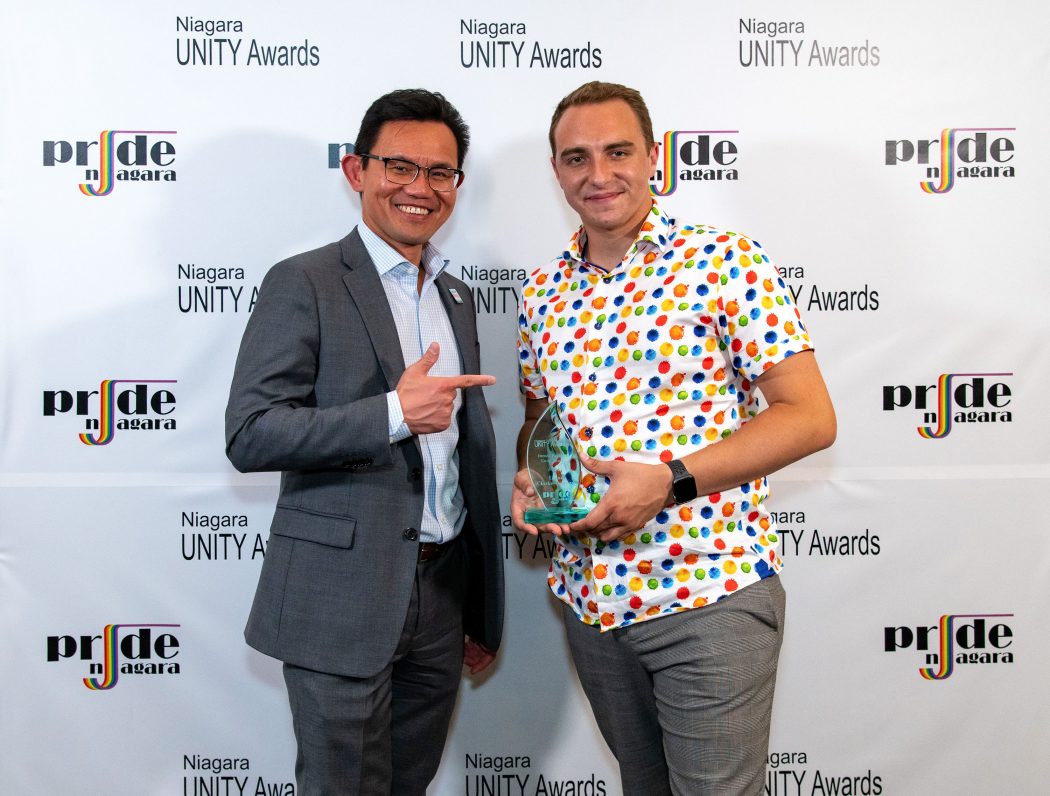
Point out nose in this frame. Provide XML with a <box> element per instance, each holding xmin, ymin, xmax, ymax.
<box><xmin>403</xmin><ymin>167</ymin><xmax>437</xmax><ymax>197</ymax></box>
<box><xmin>588</xmin><ymin>157</ymin><xmax>612</xmax><ymax>185</ymax></box>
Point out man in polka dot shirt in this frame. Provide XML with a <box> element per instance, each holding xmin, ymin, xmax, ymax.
<box><xmin>512</xmin><ymin>81</ymin><xmax>836</xmax><ymax>795</ymax></box>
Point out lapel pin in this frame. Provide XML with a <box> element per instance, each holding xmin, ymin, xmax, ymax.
<box><xmin>449</xmin><ymin>287</ymin><xmax>464</xmax><ymax>304</ymax></box>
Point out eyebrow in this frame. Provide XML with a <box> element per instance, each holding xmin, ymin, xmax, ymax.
<box><xmin>557</xmin><ymin>140</ymin><xmax>636</xmax><ymax>160</ymax></box>
<box><xmin>379</xmin><ymin>153</ymin><xmax>458</xmax><ymax>169</ymax></box>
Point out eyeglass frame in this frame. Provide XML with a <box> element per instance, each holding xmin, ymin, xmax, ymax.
<box><xmin>356</xmin><ymin>153</ymin><xmax>464</xmax><ymax>192</ymax></box>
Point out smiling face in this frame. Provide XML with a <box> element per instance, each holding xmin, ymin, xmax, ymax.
<box><xmin>551</xmin><ymin>99</ymin><xmax>659</xmax><ymax>242</ymax></box>
<box><xmin>342</xmin><ymin>119</ymin><xmax>460</xmax><ymax>264</ymax></box>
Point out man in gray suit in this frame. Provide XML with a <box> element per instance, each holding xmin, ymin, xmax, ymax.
<box><xmin>226</xmin><ymin>89</ymin><xmax>504</xmax><ymax>796</ymax></box>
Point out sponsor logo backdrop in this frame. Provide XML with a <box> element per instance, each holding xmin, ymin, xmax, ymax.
<box><xmin>2</xmin><ymin>1</ymin><xmax>1048</xmax><ymax>793</ymax></box>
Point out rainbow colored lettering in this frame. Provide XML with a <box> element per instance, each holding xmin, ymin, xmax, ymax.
<box><xmin>650</xmin><ymin>130</ymin><xmax>738</xmax><ymax>197</ymax></box>
<box><xmin>917</xmin><ymin>372</ymin><xmax>1012</xmax><ymax>439</ymax></box>
<box><xmin>83</xmin><ymin>623</ymin><xmax>180</xmax><ymax>691</ymax></box>
<box><xmin>78</xmin><ymin>379</ymin><xmax>177</xmax><ymax>446</ymax></box>
<box><xmin>78</xmin><ymin>130</ymin><xmax>177</xmax><ymax>197</ymax></box>
<box><xmin>920</xmin><ymin>127</ymin><xmax>1016</xmax><ymax>194</ymax></box>
<box><xmin>919</xmin><ymin>613</ymin><xmax>1013</xmax><ymax>681</ymax></box>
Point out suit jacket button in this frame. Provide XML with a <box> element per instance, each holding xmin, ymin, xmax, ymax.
<box><xmin>403</xmin><ymin>527</ymin><xmax>418</xmax><ymax>541</ymax></box>
<box><xmin>411</xmin><ymin>467</ymin><xmax>422</xmax><ymax>481</ymax></box>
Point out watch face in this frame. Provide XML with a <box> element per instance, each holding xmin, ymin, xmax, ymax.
<box><xmin>673</xmin><ymin>478</ymin><xmax>697</xmax><ymax>503</ymax></box>
<box><xmin>669</xmin><ymin>460</ymin><xmax>697</xmax><ymax>503</ymax></box>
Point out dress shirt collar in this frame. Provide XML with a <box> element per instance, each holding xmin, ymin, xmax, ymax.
<box><xmin>356</xmin><ymin>222</ymin><xmax>450</xmax><ymax>281</ymax></box>
<box><xmin>565</xmin><ymin>200</ymin><xmax>676</xmax><ymax>272</ymax></box>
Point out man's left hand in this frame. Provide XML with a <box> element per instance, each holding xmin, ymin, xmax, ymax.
<box><xmin>464</xmin><ymin>636</ymin><xmax>496</xmax><ymax>674</ymax></box>
<box><xmin>568</xmin><ymin>457</ymin><xmax>672</xmax><ymax>542</ymax></box>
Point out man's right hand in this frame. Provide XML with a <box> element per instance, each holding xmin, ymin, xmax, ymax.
<box><xmin>397</xmin><ymin>342</ymin><xmax>496</xmax><ymax>434</ymax></box>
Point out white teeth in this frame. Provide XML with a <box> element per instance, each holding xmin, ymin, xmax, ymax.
<box><xmin>398</xmin><ymin>205</ymin><xmax>430</xmax><ymax>215</ymax></box>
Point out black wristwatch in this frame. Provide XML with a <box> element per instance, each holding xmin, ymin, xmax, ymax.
<box><xmin>665</xmin><ymin>459</ymin><xmax>697</xmax><ymax>504</ymax></box>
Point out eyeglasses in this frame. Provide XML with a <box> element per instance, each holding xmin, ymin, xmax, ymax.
<box><xmin>357</xmin><ymin>153</ymin><xmax>464</xmax><ymax>192</ymax></box>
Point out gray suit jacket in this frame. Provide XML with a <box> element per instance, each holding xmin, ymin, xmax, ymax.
<box><xmin>225</xmin><ymin>229</ymin><xmax>503</xmax><ymax>678</ymax></box>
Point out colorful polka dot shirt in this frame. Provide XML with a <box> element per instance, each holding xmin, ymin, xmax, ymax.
<box><xmin>517</xmin><ymin>202</ymin><xmax>813</xmax><ymax>630</ymax></box>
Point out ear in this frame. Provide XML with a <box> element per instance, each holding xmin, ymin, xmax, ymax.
<box><xmin>550</xmin><ymin>155</ymin><xmax>559</xmax><ymax>179</ymax></box>
<box><xmin>647</xmin><ymin>141</ymin><xmax>659</xmax><ymax>180</ymax></box>
<box><xmin>341</xmin><ymin>153</ymin><xmax>364</xmax><ymax>191</ymax></box>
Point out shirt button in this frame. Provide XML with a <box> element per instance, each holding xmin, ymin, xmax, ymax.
<box><xmin>403</xmin><ymin>527</ymin><xmax>419</xmax><ymax>541</ymax></box>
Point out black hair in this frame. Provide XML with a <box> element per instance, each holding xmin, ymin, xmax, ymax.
<box><xmin>354</xmin><ymin>88</ymin><xmax>470</xmax><ymax>168</ymax></box>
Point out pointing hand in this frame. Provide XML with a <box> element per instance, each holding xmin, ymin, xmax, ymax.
<box><xmin>397</xmin><ymin>342</ymin><xmax>495</xmax><ymax>434</ymax></box>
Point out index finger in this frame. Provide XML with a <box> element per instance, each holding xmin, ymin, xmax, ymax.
<box><xmin>567</xmin><ymin>502</ymin><xmax>609</xmax><ymax>535</ymax></box>
<box><xmin>439</xmin><ymin>374</ymin><xmax>496</xmax><ymax>389</ymax></box>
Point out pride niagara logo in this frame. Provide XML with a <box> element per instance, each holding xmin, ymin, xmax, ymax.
<box><xmin>42</xmin><ymin>130</ymin><xmax>178</xmax><ymax>196</ymax></box>
<box><xmin>46</xmin><ymin>623</ymin><xmax>181</xmax><ymax>690</ymax></box>
<box><xmin>42</xmin><ymin>379</ymin><xmax>178</xmax><ymax>445</ymax></box>
<box><xmin>650</xmin><ymin>130</ymin><xmax>739</xmax><ymax>196</ymax></box>
<box><xmin>884</xmin><ymin>127</ymin><xmax>1016</xmax><ymax>194</ymax></box>
<box><xmin>881</xmin><ymin>372</ymin><xmax>1013</xmax><ymax>439</ymax></box>
<box><xmin>884</xmin><ymin>613</ymin><xmax>1014</xmax><ymax>680</ymax></box>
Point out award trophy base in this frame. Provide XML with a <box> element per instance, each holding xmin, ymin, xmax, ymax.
<box><xmin>525</xmin><ymin>507</ymin><xmax>589</xmax><ymax>524</ymax></box>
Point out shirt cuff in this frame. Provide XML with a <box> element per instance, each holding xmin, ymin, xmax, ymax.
<box><xmin>386</xmin><ymin>390</ymin><xmax>411</xmax><ymax>443</ymax></box>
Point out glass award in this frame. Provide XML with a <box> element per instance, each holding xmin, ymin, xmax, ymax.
<box><xmin>524</xmin><ymin>402</ymin><xmax>592</xmax><ymax>524</ymax></box>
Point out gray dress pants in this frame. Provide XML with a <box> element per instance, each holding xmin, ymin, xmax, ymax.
<box><xmin>562</xmin><ymin>575</ymin><xmax>786</xmax><ymax>796</ymax></box>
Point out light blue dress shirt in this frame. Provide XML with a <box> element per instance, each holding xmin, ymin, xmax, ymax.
<box><xmin>358</xmin><ymin>223</ymin><xmax>466</xmax><ymax>544</ymax></box>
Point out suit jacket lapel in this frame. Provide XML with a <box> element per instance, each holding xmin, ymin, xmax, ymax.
<box><xmin>339</xmin><ymin>229</ymin><xmax>405</xmax><ymax>390</ymax></box>
<box><xmin>437</xmin><ymin>273</ymin><xmax>480</xmax><ymax>375</ymax></box>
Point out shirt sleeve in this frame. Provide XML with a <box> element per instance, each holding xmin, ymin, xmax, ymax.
<box><xmin>714</xmin><ymin>235</ymin><xmax>813</xmax><ymax>383</ymax></box>
<box><xmin>517</xmin><ymin>288</ymin><xmax>547</xmax><ymax>400</ymax></box>
<box><xmin>386</xmin><ymin>390</ymin><xmax>412</xmax><ymax>442</ymax></box>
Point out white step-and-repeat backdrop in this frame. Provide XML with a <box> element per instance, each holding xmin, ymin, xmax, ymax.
<box><xmin>2</xmin><ymin>1</ymin><xmax>1048</xmax><ymax>793</ymax></box>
